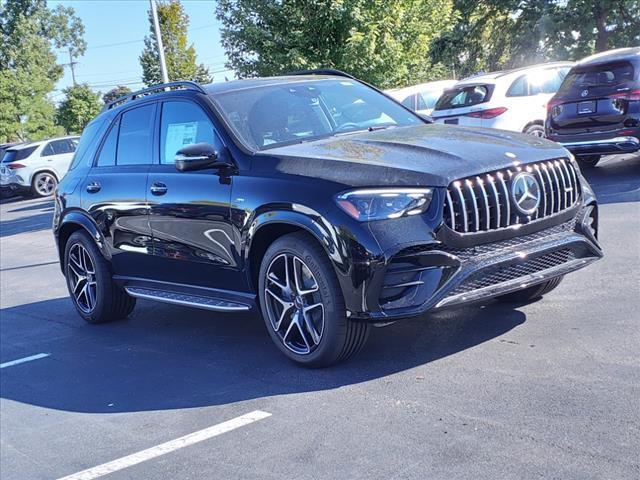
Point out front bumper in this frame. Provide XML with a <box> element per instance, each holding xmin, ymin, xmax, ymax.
<box><xmin>349</xmin><ymin>204</ymin><xmax>602</xmax><ymax>321</ymax></box>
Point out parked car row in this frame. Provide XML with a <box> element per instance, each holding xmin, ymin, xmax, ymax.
<box><xmin>387</xmin><ymin>46</ymin><xmax>640</xmax><ymax>168</ymax></box>
<box><xmin>0</xmin><ymin>136</ymin><xmax>79</xmax><ymax>198</ymax></box>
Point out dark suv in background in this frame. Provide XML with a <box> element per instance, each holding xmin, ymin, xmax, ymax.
<box><xmin>547</xmin><ymin>47</ymin><xmax>640</xmax><ymax>167</ymax></box>
<box><xmin>54</xmin><ymin>72</ymin><xmax>603</xmax><ymax>367</ymax></box>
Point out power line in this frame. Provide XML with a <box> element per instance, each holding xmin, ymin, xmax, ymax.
<box><xmin>85</xmin><ymin>23</ymin><xmax>216</xmax><ymax>50</ymax></box>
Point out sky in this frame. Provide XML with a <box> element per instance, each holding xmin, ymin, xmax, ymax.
<box><xmin>48</xmin><ymin>0</ymin><xmax>232</xmax><ymax>102</ymax></box>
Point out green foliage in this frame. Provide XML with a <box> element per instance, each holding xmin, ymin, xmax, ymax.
<box><xmin>102</xmin><ymin>85</ymin><xmax>132</xmax><ymax>105</ymax></box>
<box><xmin>56</xmin><ymin>84</ymin><xmax>102</xmax><ymax>134</ymax></box>
<box><xmin>0</xmin><ymin>0</ymin><xmax>85</xmax><ymax>142</ymax></box>
<box><xmin>430</xmin><ymin>0</ymin><xmax>640</xmax><ymax>78</ymax></box>
<box><xmin>216</xmin><ymin>0</ymin><xmax>455</xmax><ymax>89</ymax></box>
<box><xmin>140</xmin><ymin>0</ymin><xmax>213</xmax><ymax>85</ymax></box>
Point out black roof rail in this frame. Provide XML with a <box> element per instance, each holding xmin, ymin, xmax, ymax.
<box><xmin>283</xmin><ymin>68</ymin><xmax>356</xmax><ymax>79</ymax></box>
<box><xmin>103</xmin><ymin>80</ymin><xmax>206</xmax><ymax>111</ymax></box>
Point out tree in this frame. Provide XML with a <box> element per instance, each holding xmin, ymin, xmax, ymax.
<box><xmin>0</xmin><ymin>0</ymin><xmax>85</xmax><ymax>142</ymax></box>
<box><xmin>215</xmin><ymin>0</ymin><xmax>455</xmax><ymax>89</ymax></box>
<box><xmin>430</xmin><ymin>0</ymin><xmax>640</xmax><ymax>79</ymax></box>
<box><xmin>56</xmin><ymin>84</ymin><xmax>102</xmax><ymax>134</ymax></box>
<box><xmin>140</xmin><ymin>0</ymin><xmax>213</xmax><ymax>85</ymax></box>
<box><xmin>102</xmin><ymin>85</ymin><xmax>132</xmax><ymax>105</ymax></box>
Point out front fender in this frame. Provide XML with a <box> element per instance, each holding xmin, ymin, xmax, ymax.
<box><xmin>243</xmin><ymin>204</ymin><xmax>385</xmax><ymax>316</ymax></box>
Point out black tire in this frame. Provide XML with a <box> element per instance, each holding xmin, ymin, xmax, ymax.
<box><xmin>496</xmin><ymin>276</ymin><xmax>563</xmax><ymax>303</ymax></box>
<box><xmin>31</xmin><ymin>172</ymin><xmax>57</xmax><ymax>197</ymax></box>
<box><xmin>64</xmin><ymin>230</ymin><xmax>136</xmax><ymax>324</ymax></box>
<box><xmin>577</xmin><ymin>155</ymin><xmax>601</xmax><ymax>168</ymax></box>
<box><xmin>258</xmin><ymin>231</ymin><xmax>370</xmax><ymax>367</ymax></box>
<box><xmin>524</xmin><ymin>123</ymin><xmax>545</xmax><ymax>137</ymax></box>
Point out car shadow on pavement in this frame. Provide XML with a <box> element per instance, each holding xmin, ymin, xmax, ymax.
<box><xmin>581</xmin><ymin>153</ymin><xmax>640</xmax><ymax>204</ymax></box>
<box><xmin>0</xmin><ymin>212</ymin><xmax>54</xmax><ymax>238</ymax></box>
<box><xmin>0</xmin><ymin>297</ymin><xmax>525</xmax><ymax>414</ymax></box>
<box><xmin>5</xmin><ymin>200</ymin><xmax>54</xmax><ymax>213</ymax></box>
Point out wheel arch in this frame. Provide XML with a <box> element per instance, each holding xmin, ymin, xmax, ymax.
<box><xmin>57</xmin><ymin>211</ymin><xmax>110</xmax><ymax>271</ymax></box>
<box><xmin>244</xmin><ymin>209</ymin><xmax>346</xmax><ymax>293</ymax></box>
<box><xmin>30</xmin><ymin>168</ymin><xmax>60</xmax><ymax>185</ymax></box>
<box><xmin>522</xmin><ymin>119</ymin><xmax>544</xmax><ymax>133</ymax></box>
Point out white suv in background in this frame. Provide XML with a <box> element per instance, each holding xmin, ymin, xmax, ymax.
<box><xmin>385</xmin><ymin>80</ymin><xmax>457</xmax><ymax>116</ymax></box>
<box><xmin>430</xmin><ymin>62</ymin><xmax>573</xmax><ymax>136</ymax></box>
<box><xmin>1</xmin><ymin>136</ymin><xmax>79</xmax><ymax>197</ymax></box>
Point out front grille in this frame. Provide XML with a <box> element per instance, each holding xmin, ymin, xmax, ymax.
<box><xmin>449</xmin><ymin>249</ymin><xmax>575</xmax><ymax>296</ymax></box>
<box><xmin>443</xmin><ymin>158</ymin><xmax>580</xmax><ymax>233</ymax></box>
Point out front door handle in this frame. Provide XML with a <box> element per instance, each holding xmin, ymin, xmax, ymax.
<box><xmin>86</xmin><ymin>182</ymin><xmax>101</xmax><ymax>193</ymax></box>
<box><xmin>150</xmin><ymin>182</ymin><xmax>167</xmax><ymax>196</ymax></box>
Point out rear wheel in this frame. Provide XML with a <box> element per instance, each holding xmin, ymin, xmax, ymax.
<box><xmin>496</xmin><ymin>276</ymin><xmax>563</xmax><ymax>303</ymax></box>
<box><xmin>258</xmin><ymin>232</ymin><xmax>370</xmax><ymax>367</ymax></box>
<box><xmin>577</xmin><ymin>155</ymin><xmax>601</xmax><ymax>168</ymax></box>
<box><xmin>524</xmin><ymin>124</ymin><xmax>545</xmax><ymax>137</ymax></box>
<box><xmin>32</xmin><ymin>172</ymin><xmax>57</xmax><ymax>197</ymax></box>
<box><xmin>64</xmin><ymin>230</ymin><xmax>136</xmax><ymax>324</ymax></box>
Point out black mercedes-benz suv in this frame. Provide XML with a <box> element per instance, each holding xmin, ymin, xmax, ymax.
<box><xmin>547</xmin><ymin>47</ymin><xmax>640</xmax><ymax>167</ymax></box>
<box><xmin>53</xmin><ymin>71</ymin><xmax>603</xmax><ymax>367</ymax></box>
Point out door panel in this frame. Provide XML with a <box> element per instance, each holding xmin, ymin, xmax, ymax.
<box><xmin>147</xmin><ymin>99</ymin><xmax>242</xmax><ymax>291</ymax></box>
<box><xmin>80</xmin><ymin>103</ymin><xmax>157</xmax><ymax>278</ymax></box>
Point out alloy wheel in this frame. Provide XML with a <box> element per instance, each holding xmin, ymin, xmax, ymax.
<box><xmin>35</xmin><ymin>174</ymin><xmax>56</xmax><ymax>196</ymax></box>
<box><xmin>67</xmin><ymin>243</ymin><xmax>98</xmax><ymax>314</ymax></box>
<box><xmin>264</xmin><ymin>253</ymin><xmax>325</xmax><ymax>355</ymax></box>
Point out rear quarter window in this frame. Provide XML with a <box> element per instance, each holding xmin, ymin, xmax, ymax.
<box><xmin>2</xmin><ymin>145</ymin><xmax>37</xmax><ymax>163</ymax></box>
<box><xmin>435</xmin><ymin>85</ymin><xmax>490</xmax><ymax>110</ymax></box>
<box><xmin>68</xmin><ymin>117</ymin><xmax>107</xmax><ymax>171</ymax></box>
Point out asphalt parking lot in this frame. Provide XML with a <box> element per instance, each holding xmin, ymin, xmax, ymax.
<box><xmin>1</xmin><ymin>154</ymin><xmax>639</xmax><ymax>480</ymax></box>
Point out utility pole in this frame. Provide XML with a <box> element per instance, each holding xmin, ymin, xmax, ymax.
<box><xmin>67</xmin><ymin>47</ymin><xmax>78</xmax><ymax>86</ymax></box>
<box><xmin>150</xmin><ymin>0</ymin><xmax>169</xmax><ymax>84</ymax></box>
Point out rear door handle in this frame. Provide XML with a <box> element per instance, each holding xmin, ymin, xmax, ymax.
<box><xmin>86</xmin><ymin>182</ymin><xmax>101</xmax><ymax>193</ymax></box>
<box><xmin>150</xmin><ymin>182</ymin><xmax>167</xmax><ymax>196</ymax></box>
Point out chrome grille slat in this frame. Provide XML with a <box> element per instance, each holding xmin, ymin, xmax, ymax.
<box><xmin>465</xmin><ymin>179</ymin><xmax>480</xmax><ymax>232</ymax></box>
<box><xmin>443</xmin><ymin>158</ymin><xmax>580</xmax><ymax>233</ymax></box>
<box><xmin>476</xmin><ymin>176</ymin><xmax>491</xmax><ymax>230</ymax></box>
<box><xmin>487</xmin><ymin>174</ymin><xmax>501</xmax><ymax>229</ymax></box>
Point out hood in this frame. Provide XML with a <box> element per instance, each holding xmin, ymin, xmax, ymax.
<box><xmin>257</xmin><ymin>124</ymin><xmax>568</xmax><ymax>187</ymax></box>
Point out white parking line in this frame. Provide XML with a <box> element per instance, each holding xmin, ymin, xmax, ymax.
<box><xmin>0</xmin><ymin>353</ymin><xmax>50</xmax><ymax>369</ymax></box>
<box><xmin>57</xmin><ymin>410</ymin><xmax>272</xmax><ymax>480</ymax></box>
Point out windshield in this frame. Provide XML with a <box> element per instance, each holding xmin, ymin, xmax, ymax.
<box><xmin>212</xmin><ymin>78</ymin><xmax>422</xmax><ymax>150</ymax></box>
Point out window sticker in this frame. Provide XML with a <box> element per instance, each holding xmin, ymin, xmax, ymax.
<box><xmin>165</xmin><ymin>121</ymin><xmax>198</xmax><ymax>162</ymax></box>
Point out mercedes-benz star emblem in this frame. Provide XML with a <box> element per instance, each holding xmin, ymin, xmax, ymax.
<box><xmin>581</xmin><ymin>89</ymin><xmax>589</xmax><ymax>97</ymax></box>
<box><xmin>511</xmin><ymin>172</ymin><xmax>541</xmax><ymax>215</ymax></box>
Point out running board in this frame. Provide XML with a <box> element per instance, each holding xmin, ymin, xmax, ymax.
<box><xmin>124</xmin><ymin>287</ymin><xmax>251</xmax><ymax>312</ymax></box>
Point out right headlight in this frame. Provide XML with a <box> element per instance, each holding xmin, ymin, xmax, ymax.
<box><xmin>335</xmin><ymin>188</ymin><xmax>433</xmax><ymax>221</ymax></box>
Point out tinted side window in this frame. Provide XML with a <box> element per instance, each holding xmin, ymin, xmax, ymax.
<box><xmin>41</xmin><ymin>142</ymin><xmax>55</xmax><ymax>156</ymax></box>
<box><xmin>160</xmin><ymin>101</ymin><xmax>216</xmax><ymax>164</ymax></box>
<box><xmin>507</xmin><ymin>75</ymin><xmax>527</xmax><ymax>97</ymax></box>
<box><xmin>96</xmin><ymin>119</ymin><xmax>119</xmax><ymax>167</ymax></box>
<box><xmin>4</xmin><ymin>145</ymin><xmax>38</xmax><ymax>162</ymax></box>
<box><xmin>116</xmin><ymin>104</ymin><xmax>155</xmax><ymax>165</ymax></box>
<box><xmin>401</xmin><ymin>94</ymin><xmax>415</xmax><ymax>109</ymax></box>
<box><xmin>69</xmin><ymin>118</ymin><xmax>107</xmax><ymax>171</ymax></box>
<box><xmin>529</xmin><ymin>69</ymin><xmax>562</xmax><ymax>94</ymax></box>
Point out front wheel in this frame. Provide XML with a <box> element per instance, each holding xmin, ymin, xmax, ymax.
<box><xmin>64</xmin><ymin>230</ymin><xmax>136</xmax><ymax>323</ymax></box>
<box><xmin>496</xmin><ymin>276</ymin><xmax>563</xmax><ymax>303</ymax></box>
<box><xmin>258</xmin><ymin>232</ymin><xmax>370</xmax><ymax>367</ymax></box>
<box><xmin>32</xmin><ymin>172</ymin><xmax>57</xmax><ymax>197</ymax></box>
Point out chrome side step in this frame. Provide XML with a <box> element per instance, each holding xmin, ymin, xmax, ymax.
<box><xmin>124</xmin><ymin>287</ymin><xmax>251</xmax><ymax>312</ymax></box>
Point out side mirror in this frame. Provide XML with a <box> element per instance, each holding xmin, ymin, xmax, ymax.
<box><xmin>174</xmin><ymin>143</ymin><xmax>228</xmax><ymax>172</ymax></box>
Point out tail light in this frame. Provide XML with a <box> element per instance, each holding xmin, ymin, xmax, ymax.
<box><xmin>464</xmin><ymin>107</ymin><xmax>507</xmax><ymax>119</ymax></box>
<box><xmin>547</xmin><ymin>99</ymin><xmax>563</xmax><ymax>117</ymax></box>
<box><xmin>7</xmin><ymin>163</ymin><xmax>26</xmax><ymax>169</ymax></box>
<box><xmin>609</xmin><ymin>89</ymin><xmax>640</xmax><ymax>101</ymax></box>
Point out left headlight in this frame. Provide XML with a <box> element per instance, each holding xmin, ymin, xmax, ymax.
<box><xmin>335</xmin><ymin>188</ymin><xmax>433</xmax><ymax>221</ymax></box>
